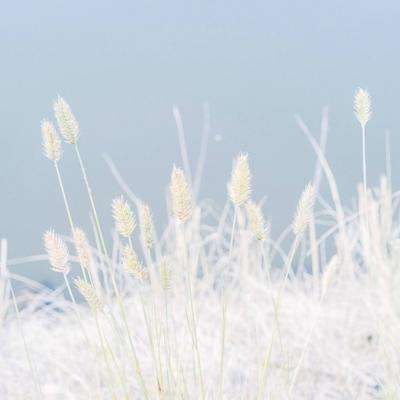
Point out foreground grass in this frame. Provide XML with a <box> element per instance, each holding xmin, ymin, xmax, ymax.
<box><xmin>1</xmin><ymin>91</ymin><xmax>400</xmax><ymax>399</ymax></box>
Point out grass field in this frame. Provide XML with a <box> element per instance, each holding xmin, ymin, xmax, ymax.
<box><xmin>1</xmin><ymin>91</ymin><xmax>399</xmax><ymax>399</ymax></box>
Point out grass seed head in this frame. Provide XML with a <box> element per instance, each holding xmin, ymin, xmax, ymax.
<box><xmin>41</xmin><ymin>119</ymin><xmax>61</xmax><ymax>162</ymax></box>
<box><xmin>293</xmin><ymin>183</ymin><xmax>315</xmax><ymax>236</ymax></box>
<box><xmin>122</xmin><ymin>245</ymin><xmax>148</xmax><ymax>282</ymax></box>
<box><xmin>43</xmin><ymin>230</ymin><xmax>70</xmax><ymax>274</ymax></box>
<box><xmin>160</xmin><ymin>257</ymin><xmax>171</xmax><ymax>291</ymax></box>
<box><xmin>170</xmin><ymin>166</ymin><xmax>192</xmax><ymax>222</ymax></box>
<box><xmin>73</xmin><ymin>228</ymin><xmax>92</xmax><ymax>271</ymax></box>
<box><xmin>112</xmin><ymin>196</ymin><xmax>136</xmax><ymax>237</ymax></box>
<box><xmin>246</xmin><ymin>200</ymin><xmax>268</xmax><ymax>241</ymax></box>
<box><xmin>354</xmin><ymin>88</ymin><xmax>372</xmax><ymax>128</ymax></box>
<box><xmin>139</xmin><ymin>202</ymin><xmax>154</xmax><ymax>250</ymax></box>
<box><xmin>53</xmin><ymin>96</ymin><xmax>79</xmax><ymax>144</ymax></box>
<box><xmin>228</xmin><ymin>153</ymin><xmax>251</xmax><ymax>206</ymax></box>
<box><xmin>74</xmin><ymin>277</ymin><xmax>103</xmax><ymax>310</ymax></box>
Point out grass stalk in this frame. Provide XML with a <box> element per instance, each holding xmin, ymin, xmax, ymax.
<box><xmin>179</xmin><ymin>222</ymin><xmax>205</xmax><ymax>400</ymax></box>
<box><xmin>53</xmin><ymin>162</ymin><xmax>88</xmax><ymax>281</ymax></box>
<box><xmin>73</xmin><ymin>144</ymin><xmax>149</xmax><ymax>397</ymax></box>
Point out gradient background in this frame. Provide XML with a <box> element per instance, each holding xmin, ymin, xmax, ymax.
<box><xmin>1</xmin><ymin>1</ymin><xmax>400</xmax><ymax>283</ymax></box>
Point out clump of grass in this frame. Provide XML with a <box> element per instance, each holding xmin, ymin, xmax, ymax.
<box><xmin>3</xmin><ymin>89</ymin><xmax>400</xmax><ymax>400</ymax></box>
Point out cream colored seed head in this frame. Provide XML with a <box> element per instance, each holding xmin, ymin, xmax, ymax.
<box><xmin>74</xmin><ymin>277</ymin><xmax>103</xmax><ymax>310</ymax></box>
<box><xmin>139</xmin><ymin>202</ymin><xmax>154</xmax><ymax>250</ymax></box>
<box><xmin>170</xmin><ymin>166</ymin><xmax>192</xmax><ymax>222</ymax></box>
<box><xmin>293</xmin><ymin>183</ymin><xmax>315</xmax><ymax>236</ymax></box>
<box><xmin>112</xmin><ymin>196</ymin><xmax>136</xmax><ymax>237</ymax></box>
<box><xmin>122</xmin><ymin>245</ymin><xmax>147</xmax><ymax>281</ymax></box>
<box><xmin>354</xmin><ymin>88</ymin><xmax>372</xmax><ymax>128</ymax></box>
<box><xmin>43</xmin><ymin>230</ymin><xmax>70</xmax><ymax>274</ymax></box>
<box><xmin>73</xmin><ymin>228</ymin><xmax>92</xmax><ymax>271</ymax></box>
<box><xmin>228</xmin><ymin>153</ymin><xmax>251</xmax><ymax>206</ymax></box>
<box><xmin>41</xmin><ymin>119</ymin><xmax>61</xmax><ymax>162</ymax></box>
<box><xmin>160</xmin><ymin>257</ymin><xmax>171</xmax><ymax>291</ymax></box>
<box><xmin>246</xmin><ymin>200</ymin><xmax>268</xmax><ymax>241</ymax></box>
<box><xmin>53</xmin><ymin>96</ymin><xmax>79</xmax><ymax>144</ymax></box>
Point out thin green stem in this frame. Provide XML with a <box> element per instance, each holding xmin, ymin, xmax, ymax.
<box><xmin>54</xmin><ymin>162</ymin><xmax>88</xmax><ymax>282</ymax></box>
<box><xmin>74</xmin><ymin>144</ymin><xmax>110</xmax><ymax>263</ymax></box>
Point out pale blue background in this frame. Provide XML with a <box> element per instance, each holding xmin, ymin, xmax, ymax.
<box><xmin>1</xmin><ymin>1</ymin><xmax>400</xmax><ymax>282</ymax></box>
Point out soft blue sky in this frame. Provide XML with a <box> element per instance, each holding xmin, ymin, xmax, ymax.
<box><xmin>1</xmin><ymin>1</ymin><xmax>400</xmax><ymax>282</ymax></box>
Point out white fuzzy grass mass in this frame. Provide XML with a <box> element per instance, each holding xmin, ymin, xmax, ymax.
<box><xmin>1</xmin><ymin>102</ymin><xmax>400</xmax><ymax>400</ymax></box>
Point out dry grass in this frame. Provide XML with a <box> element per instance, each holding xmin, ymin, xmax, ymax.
<box><xmin>1</xmin><ymin>94</ymin><xmax>400</xmax><ymax>399</ymax></box>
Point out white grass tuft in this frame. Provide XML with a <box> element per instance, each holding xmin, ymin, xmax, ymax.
<box><xmin>112</xmin><ymin>195</ymin><xmax>136</xmax><ymax>238</ymax></box>
<box><xmin>53</xmin><ymin>96</ymin><xmax>79</xmax><ymax>144</ymax></box>
<box><xmin>43</xmin><ymin>230</ymin><xmax>70</xmax><ymax>274</ymax></box>
<box><xmin>293</xmin><ymin>182</ymin><xmax>315</xmax><ymax>236</ymax></box>
<box><xmin>354</xmin><ymin>87</ymin><xmax>372</xmax><ymax>128</ymax></box>
<box><xmin>228</xmin><ymin>153</ymin><xmax>251</xmax><ymax>206</ymax></box>
<box><xmin>41</xmin><ymin>120</ymin><xmax>61</xmax><ymax>163</ymax></box>
<box><xmin>170</xmin><ymin>165</ymin><xmax>192</xmax><ymax>222</ymax></box>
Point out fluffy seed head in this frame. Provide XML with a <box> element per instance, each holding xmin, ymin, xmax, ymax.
<box><xmin>293</xmin><ymin>183</ymin><xmax>315</xmax><ymax>236</ymax></box>
<box><xmin>228</xmin><ymin>154</ymin><xmax>251</xmax><ymax>206</ymax></box>
<box><xmin>170</xmin><ymin>166</ymin><xmax>192</xmax><ymax>222</ymax></box>
<box><xmin>74</xmin><ymin>277</ymin><xmax>103</xmax><ymax>310</ymax></box>
<box><xmin>112</xmin><ymin>196</ymin><xmax>136</xmax><ymax>237</ymax></box>
<box><xmin>160</xmin><ymin>258</ymin><xmax>171</xmax><ymax>291</ymax></box>
<box><xmin>354</xmin><ymin>88</ymin><xmax>372</xmax><ymax>128</ymax></box>
<box><xmin>53</xmin><ymin>96</ymin><xmax>79</xmax><ymax>144</ymax></box>
<box><xmin>43</xmin><ymin>230</ymin><xmax>70</xmax><ymax>274</ymax></box>
<box><xmin>122</xmin><ymin>245</ymin><xmax>147</xmax><ymax>281</ymax></box>
<box><xmin>139</xmin><ymin>202</ymin><xmax>154</xmax><ymax>250</ymax></box>
<box><xmin>246</xmin><ymin>200</ymin><xmax>268</xmax><ymax>241</ymax></box>
<box><xmin>41</xmin><ymin>119</ymin><xmax>61</xmax><ymax>162</ymax></box>
<box><xmin>73</xmin><ymin>228</ymin><xmax>92</xmax><ymax>271</ymax></box>
<box><xmin>321</xmin><ymin>255</ymin><xmax>338</xmax><ymax>299</ymax></box>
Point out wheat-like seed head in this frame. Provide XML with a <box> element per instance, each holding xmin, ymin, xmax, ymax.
<box><xmin>228</xmin><ymin>153</ymin><xmax>251</xmax><ymax>206</ymax></box>
<box><xmin>53</xmin><ymin>96</ymin><xmax>79</xmax><ymax>144</ymax></box>
<box><xmin>321</xmin><ymin>255</ymin><xmax>339</xmax><ymax>299</ymax></box>
<box><xmin>112</xmin><ymin>196</ymin><xmax>136</xmax><ymax>237</ymax></box>
<box><xmin>122</xmin><ymin>245</ymin><xmax>148</xmax><ymax>281</ymax></box>
<box><xmin>246</xmin><ymin>200</ymin><xmax>268</xmax><ymax>241</ymax></box>
<box><xmin>170</xmin><ymin>166</ymin><xmax>192</xmax><ymax>222</ymax></box>
<box><xmin>74</xmin><ymin>277</ymin><xmax>103</xmax><ymax>310</ymax></box>
<box><xmin>139</xmin><ymin>202</ymin><xmax>154</xmax><ymax>250</ymax></box>
<box><xmin>43</xmin><ymin>230</ymin><xmax>70</xmax><ymax>274</ymax></box>
<box><xmin>160</xmin><ymin>257</ymin><xmax>171</xmax><ymax>291</ymax></box>
<box><xmin>73</xmin><ymin>228</ymin><xmax>92</xmax><ymax>271</ymax></box>
<box><xmin>41</xmin><ymin>119</ymin><xmax>61</xmax><ymax>162</ymax></box>
<box><xmin>354</xmin><ymin>88</ymin><xmax>372</xmax><ymax>128</ymax></box>
<box><xmin>293</xmin><ymin>183</ymin><xmax>315</xmax><ymax>236</ymax></box>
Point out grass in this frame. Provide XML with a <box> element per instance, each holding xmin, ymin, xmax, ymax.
<box><xmin>1</xmin><ymin>92</ymin><xmax>400</xmax><ymax>399</ymax></box>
